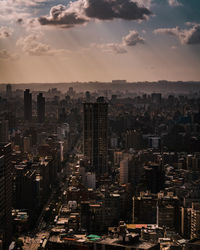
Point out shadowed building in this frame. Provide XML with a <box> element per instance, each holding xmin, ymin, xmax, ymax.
<box><xmin>24</xmin><ymin>89</ymin><xmax>32</xmax><ymax>121</ymax></box>
<box><xmin>133</xmin><ymin>192</ymin><xmax>157</xmax><ymax>224</ymax></box>
<box><xmin>0</xmin><ymin>120</ymin><xmax>9</xmax><ymax>143</ymax></box>
<box><xmin>144</xmin><ymin>163</ymin><xmax>164</xmax><ymax>194</ymax></box>
<box><xmin>37</xmin><ymin>93</ymin><xmax>45</xmax><ymax>123</ymax></box>
<box><xmin>0</xmin><ymin>143</ymin><xmax>12</xmax><ymax>249</ymax></box>
<box><xmin>6</xmin><ymin>84</ymin><xmax>12</xmax><ymax>99</ymax></box>
<box><xmin>83</xmin><ymin>97</ymin><xmax>108</xmax><ymax>176</ymax></box>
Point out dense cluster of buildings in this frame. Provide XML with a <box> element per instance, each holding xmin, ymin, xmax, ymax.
<box><xmin>0</xmin><ymin>83</ymin><xmax>200</xmax><ymax>249</ymax></box>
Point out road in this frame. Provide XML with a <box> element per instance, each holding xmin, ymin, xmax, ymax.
<box><xmin>20</xmin><ymin>135</ymin><xmax>82</xmax><ymax>249</ymax></box>
<box><xmin>20</xmin><ymin>232</ymin><xmax>49</xmax><ymax>250</ymax></box>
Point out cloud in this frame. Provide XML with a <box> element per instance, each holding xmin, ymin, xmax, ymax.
<box><xmin>109</xmin><ymin>44</ymin><xmax>127</xmax><ymax>54</ymax></box>
<box><xmin>154</xmin><ymin>27</ymin><xmax>180</xmax><ymax>36</ymax></box>
<box><xmin>168</xmin><ymin>0</ymin><xmax>182</xmax><ymax>7</ymax></box>
<box><xmin>154</xmin><ymin>24</ymin><xmax>200</xmax><ymax>45</ymax></box>
<box><xmin>122</xmin><ymin>30</ymin><xmax>145</xmax><ymax>46</ymax></box>
<box><xmin>38</xmin><ymin>4</ymin><xmax>88</xmax><ymax>27</ymax></box>
<box><xmin>0</xmin><ymin>0</ymin><xmax>53</xmax><ymax>23</ymax></box>
<box><xmin>185</xmin><ymin>22</ymin><xmax>198</xmax><ymax>27</ymax></box>
<box><xmin>17</xmin><ymin>34</ymin><xmax>51</xmax><ymax>56</ymax></box>
<box><xmin>16</xmin><ymin>18</ymin><xmax>24</xmax><ymax>24</ymax></box>
<box><xmin>94</xmin><ymin>43</ymin><xmax>127</xmax><ymax>54</ymax></box>
<box><xmin>0</xmin><ymin>2</ymin><xmax>32</xmax><ymax>22</ymax></box>
<box><xmin>16</xmin><ymin>18</ymin><xmax>42</xmax><ymax>32</ymax></box>
<box><xmin>16</xmin><ymin>34</ymin><xmax>70</xmax><ymax>56</ymax></box>
<box><xmin>85</xmin><ymin>0</ymin><xmax>151</xmax><ymax>20</ymax></box>
<box><xmin>0</xmin><ymin>49</ymin><xmax>18</xmax><ymax>60</ymax></box>
<box><xmin>38</xmin><ymin>0</ymin><xmax>151</xmax><ymax>28</ymax></box>
<box><xmin>3</xmin><ymin>0</ymin><xmax>51</xmax><ymax>8</ymax></box>
<box><xmin>93</xmin><ymin>29</ymin><xmax>144</xmax><ymax>54</ymax></box>
<box><xmin>0</xmin><ymin>26</ymin><xmax>13</xmax><ymax>39</ymax></box>
<box><xmin>135</xmin><ymin>0</ymin><xmax>152</xmax><ymax>9</ymax></box>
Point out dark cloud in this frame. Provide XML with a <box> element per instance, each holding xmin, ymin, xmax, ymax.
<box><xmin>154</xmin><ymin>24</ymin><xmax>200</xmax><ymax>45</ymax></box>
<box><xmin>39</xmin><ymin>13</ymin><xmax>87</xmax><ymax>27</ymax></box>
<box><xmin>16</xmin><ymin>18</ymin><xmax>23</xmax><ymax>24</ymax></box>
<box><xmin>38</xmin><ymin>0</ymin><xmax>151</xmax><ymax>28</ymax></box>
<box><xmin>186</xmin><ymin>25</ymin><xmax>200</xmax><ymax>44</ymax></box>
<box><xmin>85</xmin><ymin>0</ymin><xmax>151</xmax><ymax>20</ymax></box>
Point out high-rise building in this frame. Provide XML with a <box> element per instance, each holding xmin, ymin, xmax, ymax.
<box><xmin>13</xmin><ymin>166</ymin><xmax>38</xmax><ymax>225</ymax></box>
<box><xmin>83</xmin><ymin>97</ymin><xmax>108</xmax><ymax>176</ymax></box>
<box><xmin>120</xmin><ymin>158</ymin><xmax>129</xmax><ymax>185</ymax></box>
<box><xmin>132</xmin><ymin>192</ymin><xmax>157</xmax><ymax>224</ymax></box>
<box><xmin>191</xmin><ymin>203</ymin><xmax>200</xmax><ymax>239</ymax></box>
<box><xmin>24</xmin><ymin>89</ymin><xmax>32</xmax><ymax>121</ymax></box>
<box><xmin>157</xmin><ymin>192</ymin><xmax>180</xmax><ymax>231</ymax></box>
<box><xmin>144</xmin><ymin>163</ymin><xmax>164</xmax><ymax>194</ymax></box>
<box><xmin>6</xmin><ymin>84</ymin><xmax>12</xmax><ymax>98</ymax></box>
<box><xmin>181</xmin><ymin>207</ymin><xmax>191</xmax><ymax>239</ymax></box>
<box><xmin>0</xmin><ymin>143</ymin><xmax>12</xmax><ymax>249</ymax></box>
<box><xmin>0</xmin><ymin>120</ymin><xmax>9</xmax><ymax>143</ymax></box>
<box><xmin>37</xmin><ymin>93</ymin><xmax>45</xmax><ymax>123</ymax></box>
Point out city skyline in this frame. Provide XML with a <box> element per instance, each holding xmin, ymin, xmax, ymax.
<box><xmin>0</xmin><ymin>0</ymin><xmax>200</xmax><ymax>83</ymax></box>
<box><xmin>1</xmin><ymin>82</ymin><xmax>200</xmax><ymax>248</ymax></box>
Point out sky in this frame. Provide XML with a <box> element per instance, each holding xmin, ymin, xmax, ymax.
<box><xmin>0</xmin><ymin>0</ymin><xmax>200</xmax><ymax>83</ymax></box>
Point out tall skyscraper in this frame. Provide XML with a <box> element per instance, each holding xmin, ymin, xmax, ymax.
<box><xmin>0</xmin><ymin>143</ymin><xmax>12</xmax><ymax>249</ymax></box>
<box><xmin>37</xmin><ymin>93</ymin><xmax>45</xmax><ymax>123</ymax></box>
<box><xmin>83</xmin><ymin>97</ymin><xmax>108</xmax><ymax>176</ymax></box>
<box><xmin>24</xmin><ymin>89</ymin><xmax>32</xmax><ymax>121</ymax></box>
<box><xmin>6</xmin><ymin>84</ymin><xmax>12</xmax><ymax>98</ymax></box>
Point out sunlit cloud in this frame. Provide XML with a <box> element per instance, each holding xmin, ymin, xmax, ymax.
<box><xmin>0</xmin><ymin>26</ymin><xmax>13</xmax><ymax>39</ymax></box>
<box><xmin>92</xmin><ymin>43</ymin><xmax>127</xmax><ymax>54</ymax></box>
<box><xmin>16</xmin><ymin>34</ymin><xmax>70</xmax><ymax>56</ymax></box>
<box><xmin>135</xmin><ymin>0</ymin><xmax>152</xmax><ymax>9</ymax></box>
<box><xmin>38</xmin><ymin>4</ymin><xmax>89</xmax><ymax>28</ymax></box>
<box><xmin>93</xmin><ymin>30</ymin><xmax>144</xmax><ymax>54</ymax></box>
<box><xmin>154</xmin><ymin>24</ymin><xmax>200</xmax><ymax>45</ymax></box>
<box><xmin>168</xmin><ymin>0</ymin><xmax>183</xmax><ymax>7</ymax></box>
<box><xmin>122</xmin><ymin>30</ymin><xmax>145</xmax><ymax>46</ymax></box>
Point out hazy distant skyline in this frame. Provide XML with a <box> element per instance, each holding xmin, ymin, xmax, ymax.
<box><xmin>0</xmin><ymin>0</ymin><xmax>200</xmax><ymax>83</ymax></box>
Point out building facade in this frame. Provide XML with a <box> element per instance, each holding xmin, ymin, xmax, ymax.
<box><xmin>37</xmin><ymin>93</ymin><xmax>45</xmax><ymax>123</ymax></box>
<box><xmin>83</xmin><ymin>97</ymin><xmax>108</xmax><ymax>176</ymax></box>
<box><xmin>0</xmin><ymin>143</ymin><xmax>12</xmax><ymax>249</ymax></box>
<box><xmin>24</xmin><ymin>89</ymin><xmax>32</xmax><ymax>121</ymax></box>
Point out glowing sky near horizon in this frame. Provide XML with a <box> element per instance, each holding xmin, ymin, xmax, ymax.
<box><xmin>0</xmin><ymin>0</ymin><xmax>200</xmax><ymax>83</ymax></box>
